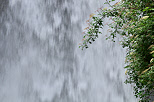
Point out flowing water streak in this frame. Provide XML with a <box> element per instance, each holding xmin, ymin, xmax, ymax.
<box><xmin>0</xmin><ymin>0</ymin><xmax>137</xmax><ymax>102</ymax></box>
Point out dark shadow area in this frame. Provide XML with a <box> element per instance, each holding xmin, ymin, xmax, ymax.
<box><xmin>0</xmin><ymin>0</ymin><xmax>9</xmax><ymax>16</ymax></box>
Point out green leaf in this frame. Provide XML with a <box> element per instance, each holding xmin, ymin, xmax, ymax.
<box><xmin>104</xmin><ymin>2</ymin><xmax>108</xmax><ymax>4</ymax></box>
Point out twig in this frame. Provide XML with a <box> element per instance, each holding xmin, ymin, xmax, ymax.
<box><xmin>106</xmin><ymin>0</ymin><xmax>114</xmax><ymax>8</ymax></box>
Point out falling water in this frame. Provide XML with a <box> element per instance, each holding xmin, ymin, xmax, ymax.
<box><xmin>0</xmin><ymin>0</ymin><xmax>137</xmax><ymax>102</ymax></box>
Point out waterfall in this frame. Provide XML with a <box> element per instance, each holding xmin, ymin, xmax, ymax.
<box><xmin>0</xmin><ymin>0</ymin><xmax>137</xmax><ymax>102</ymax></box>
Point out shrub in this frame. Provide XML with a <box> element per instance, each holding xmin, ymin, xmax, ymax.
<box><xmin>80</xmin><ymin>0</ymin><xmax>154</xmax><ymax>101</ymax></box>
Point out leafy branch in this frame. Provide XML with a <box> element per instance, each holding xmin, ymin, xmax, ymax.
<box><xmin>80</xmin><ymin>0</ymin><xmax>154</xmax><ymax>101</ymax></box>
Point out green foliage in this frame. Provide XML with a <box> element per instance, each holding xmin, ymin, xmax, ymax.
<box><xmin>80</xmin><ymin>0</ymin><xmax>154</xmax><ymax>101</ymax></box>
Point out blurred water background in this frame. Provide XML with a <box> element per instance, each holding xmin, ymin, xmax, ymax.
<box><xmin>0</xmin><ymin>0</ymin><xmax>137</xmax><ymax>102</ymax></box>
